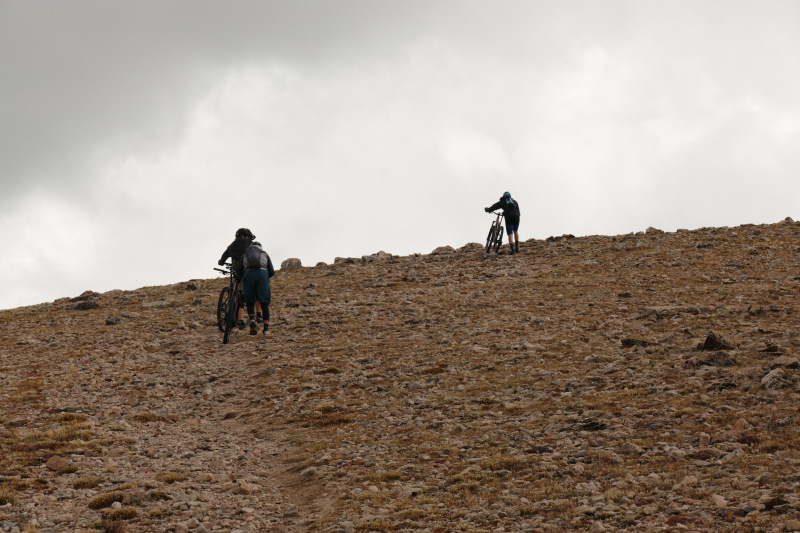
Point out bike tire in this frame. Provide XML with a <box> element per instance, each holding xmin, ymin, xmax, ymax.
<box><xmin>485</xmin><ymin>222</ymin><xmax>496</xmax><ymax>253</ymax></box>
<box><xmin>216</xmin><ymin>287</ymin><xmax>230</xmax><ymax>333</ymax></box>
<box><xmin>493</xmin><ymin>226</ymin><xmax>504</xmax><ymax>253</ymax></box>
<box><xmin>223</xmin><ymin>289</ymin><xmax>238</xmax><ymax>344</ymax></box>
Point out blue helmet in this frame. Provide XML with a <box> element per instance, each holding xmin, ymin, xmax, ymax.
<box><xmin>503</xmin><ymin>192</ymin><xmax>511</xmax><ymax>198</ymax></box>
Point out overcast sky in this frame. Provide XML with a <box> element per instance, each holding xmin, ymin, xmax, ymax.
<box><xmin>2</xmin><ymin>1</ymin><xmax>799</xmax><ymax>309</ymax></box>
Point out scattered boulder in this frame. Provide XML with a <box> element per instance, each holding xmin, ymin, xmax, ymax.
<box><xmin>769</xmin><ymin>355</ymin><xmax>799</xmax><ymax>369</ymax></box>
<box><xmin>141</xmin><ymin>300</ymin><xmax>171</xmax><ymax>310</ymax></box>
<box><xmin>685</xmin><ymin>351</ymin><xmax>737</xmax><ymax>368</ymax></box>
<box><xmin>106</xmin><ymin>317</ymin><xmax>124</xmax><ymax>326</ymax></box>
<box><xmin>645</xmin><ymin>227</ymin><xmax>664</xmax><ymax>234</ymax></box>
<box><xmin>281</xmin><ymin>258</ymin><xmax>302</xmax><ymax>270</ymax></box>
<box><xmin>46</xmin><ymin>455</ymin><xmax>68</xmax><ymax>471</ymax></box>
<box><xmin>762</xmin><ymin>368</ymin><xmax>790</xmax><ymax>389</ymax></box>
<box><xmin>334</xmin><ymin>257</ymin><xmax>355</xmax><ymax>264</ymax></box>
<box><xmin>700</xmin><ymin>331</ymin><xmax>735</xmax><ymax>351</ymax></box>
<box><xmin>430</xmin><ymin>245</ymin><xmax>455</xmax><ymax>255</ymax></box>
<box><xmin>362</xmin><ymin>251</ymin><xmax>392</xmax><ymax>263</ymax></box>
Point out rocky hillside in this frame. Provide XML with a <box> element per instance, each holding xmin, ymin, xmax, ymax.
<box><xmin>2</xmin><ymin>218</ymin><xmax>800</xmax><ymax>533</ymax></box>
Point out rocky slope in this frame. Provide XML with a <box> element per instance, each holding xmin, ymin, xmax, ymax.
<box><xmin>2</xmin><ymin>219</ymin><xmax>800</xmax><ymax>533</ymax></box>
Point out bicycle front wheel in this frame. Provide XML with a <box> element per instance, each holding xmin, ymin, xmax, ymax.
<box><xmin>217</xmin><ymin>287</ymin><xmax>230</xmax><ymax>333</ymax></box>
<box><xmin>485</xmin><ymin>222</ymin><xmax>496</xmax><ymax>253</ymax></box>
<box><xmin>223</xmin><ymin>289</ymin><xmax>238</xmax><ymax>344</ymax></box>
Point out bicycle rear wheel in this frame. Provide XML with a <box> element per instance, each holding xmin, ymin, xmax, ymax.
<box><xmin>216</xmin><ymin>287</ymin><xmax>230</xmax><ymax>333</ymax></box>
<box><xmin>223</xmin><ymin>289</ymin><xmax>238</xmax><ymax>344</ymax></box>
<box><xmin>493</xmin><ymin>226</ymin><xmax>504</xmax><ymax>253</ymax></box>
<box><xmin>485</xmin><ymin>222</ymin><xmax>497</xmax><ymax>253</ymax></box>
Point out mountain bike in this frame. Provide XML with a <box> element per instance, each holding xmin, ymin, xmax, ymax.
<box><xmin>485</xmin><ymin>211</ymin><xmax>504</xmax><ymax>253</ymax></box>
<box><xmin>213</xmin><ymin>263</ymin><xmax>241</xmax><ymax>344</ymax></box>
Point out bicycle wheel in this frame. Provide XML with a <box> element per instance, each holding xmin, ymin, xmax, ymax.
<box><xmin>223</xmin><ymin>289</ymin><xmax>238</xmax><ymax>344</ymax></box>
<box><xmin>485</xmin><ymin>222</ymin><xmax>496</xmax><ymax>253</ymax></box>
<box><xmin>216</xmin><ymin>287</ymin><xmax>230</xmax><ymax>333</ymax></box>
<box><xmin>493</xmin><ymin>226</ymin><xmax>504</xmax><ymax>253</ymax></box>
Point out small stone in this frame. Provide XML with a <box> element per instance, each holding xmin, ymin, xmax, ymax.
<box><xmin>785</xmin><ymin>519</ymin><xmax>800</xmax><ymax>532</ymax></box>
<box><xmin>711</xmin><ymin>494</ymin><xmax>728</xmax><ymax>507</ymax></box>
<box><xmin>300</xmin><ymin>467</ymin><xmax>317</xmax><ymax>477</ymax></box>
<box><xmin>46</xmin><ymin>455</ymin><xmax>68</xmax><ymax>472</ymax></box>
<box><xmin>105</xmin><ymin>317</ymin><xmax>124</xmax><ymax>325</ymax></box>
<box><xmin>619</xmin><ymin>442</ymin><xmax>644</xmax><ymax>455</ymax></box>
<box><xmin>5</xmin><ymin>416</ymin><xmax>28</xmax><ymax>427</ymax></box>
<box><xmin>192</xmin><ymin>298</ymin><xmax>203</xmax><ymax>306</ymax></box>
<box><xmin>755</xmin><ymin>471</ymin><xmax>773</xmax><ymax>484</ymax></box>
<box><xmin>283</xmin><ymin>503</ymin><xmax>299</xmax><ymax>517</ymax></box>
<box><xmin>770</xmin><ymin>355</ymin><xmax>800</xmax><ymax>369</ymax></box>
<box><xmin>698</xmin><ymin>432</ymin><xmax>710</xmax><ymax>446</ymax></box>
<box><xmin>762</xmin><ymin>368</ymin><xmax>789</xmax><ymax>389</ymax></box>
<box><xmin>642</xmin><ymin>505</ymin><xmax>657</xmax><ymax>515</ymax></box>
<box><xmin>186</xmin><ymin>518</ymin><xmax>200</xmax><ymax>528</ymax></box>
<box><xmin>198</xmin><ymin>473</ymin><xmax>213</xmax><ymax>483</ymax></box>
<box><xmin>175</xmin><ymin>525</ymin><xmax>189</xmax><ymax>533</ymax></box>
<box><xmin>733</xmin><ymin>418</ymin><xmax>748</xmax><ymax>432</ymax></box>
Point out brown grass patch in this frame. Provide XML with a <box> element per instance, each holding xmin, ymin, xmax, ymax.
<box><xmin>87</xmin><ymin>490</ymin><xmax>124</xmax><ymax>509</ymax></box>
<box><xmin>133</xmin><ymin>412</ymin><xmax>165</xmax><ymax>423</ymax></box>
<box><xmin>106</xmin><ymin>506</ymin><xmax>137</xmax><ymax>520</ymax></box>
<box><xmin>74</xmin><ymin>476</ymin><xmax>103</xmax><ymax>489</ymax></box>
<box><xmin>57</xmin><ymin>465</ymin><xmax>79</xmax><ymax>475</ymax></box>
<box><xmin>0</xmin><ymin>486</ymin><xmax>16</xmax><ymax>505</ymax></box>
<box><xmin>481</xmin><ymin>455</ymin><xmax>526</xmax><ymax>472</ymax></box>
<box><xmin>155</xmin><ymin>472</ymin><xmax>186</xmax><ymax>484</ymax></box>
<box><xmin>57</xmin><ymin>412</ymin><xmax>88</xmax><ymax>423</ymax></box>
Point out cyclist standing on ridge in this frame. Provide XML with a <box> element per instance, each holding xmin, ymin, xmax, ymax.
<box><xmin>485</xmin><ymin>192</ymin><xmax>521</xmax><ymax>254</ymax></box>
<box><xmin>218</xmin><ymin>228</ymin><xmax>256</xmax><ymax>330</ymax></box>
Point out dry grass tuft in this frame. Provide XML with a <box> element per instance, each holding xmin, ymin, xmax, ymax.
<box><xmin>57</xmin><ymin>412</ymin><xmax>88</xmax><ymax>423</ymax></box>
<box><xmin>106</xmin><ymin>506</ymin><xmax>137</xmax><ymax>520</ymax></box>
<box><xmin>87</xmin><ymin>490</ymin><xmax>124</xmax><ymax>509</ymax></box>
<box><xmin>73</xmin><ymin>476</ymin><xmax>103</xmax><ymax>489</ymax></box>
<box><xmin>155</xmin><ymin>472</ymin><xmax>186</xmax><ymax>484</ymax></box>
<box><xmin>57</xmin><ymin>465</ymin><xmax>78</xmax><ymax>475</ymax></box>
<box><xmin>0</xmin><ymin>486</ymin><xmax>17</xmax><ymax>505</ymax></box>
<box><xmin>89</xmin><ymin>521</ymin><xmax>125</xmax><ymax>533</ymax></box>
<box><xmin>133</xmin><ymin>411</ymin><xmax>165</xmax><ymax>423</ymax></box>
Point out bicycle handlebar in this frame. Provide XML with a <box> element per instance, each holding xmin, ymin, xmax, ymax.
<box><xmin>213</xmin><ymin>267</ymin><xmax>231</xmax><ymax>274</ymax></box>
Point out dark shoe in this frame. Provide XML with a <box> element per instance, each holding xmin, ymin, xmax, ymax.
<box><xmin>515</xmin><ymin>242</ymin><xmax>520</xmax><ymax>253</ymax></box>
<box><xmin>249</xmin><ymin>319</ymin><xmax>257</xmax><ymax>335</ymax></box>
<box><xmin>256</xmin><ymin>313</ymin><xmax>264</xmax><ymax>324</ymax></box>
<box><xmin>263</xmin><ymin>324</ymin><xmax>270</xmax><ymax>335</ymax></box>
<box><xmin>509</xmin><ymin>247</ymin><xmax>515</xmax><ymax>255</ymax></box>
<box><xmin>236</xmin><ymin>320</ymin><xmax>246</xmax><ymax>330</ymax></box>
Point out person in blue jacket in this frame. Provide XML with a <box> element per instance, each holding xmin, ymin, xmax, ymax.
<box><xmin>485</xmin><ymin>192</ymin><xmax>521</xmax><ymax>254</ymax></box>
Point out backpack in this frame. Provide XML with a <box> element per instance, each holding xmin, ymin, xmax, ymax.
<box><xmin>244</xmin><ymin>246</ymin><xmax>263</xmax><ymax>270</ymax></box>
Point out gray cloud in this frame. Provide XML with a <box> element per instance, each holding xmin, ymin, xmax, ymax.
<box><xmin>1</xmin><ymin>1</ymin><xmax>800</xmax><ymax>309</ymax></box>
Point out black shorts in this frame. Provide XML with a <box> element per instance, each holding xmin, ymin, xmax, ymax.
<box><xmin>506</xmin><ymin>215</ymin><xmax>520</xmax><ymax>234</ymax></box>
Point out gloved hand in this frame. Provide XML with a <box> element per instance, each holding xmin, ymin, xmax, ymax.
<box><xmin>218</xmin><ymin>259</ymin><xmax>225</xmax><ymax>266</ymax></box>
<box><xmin>484</xmin><ymin>207</ymin><xmax>490</xmax><ymax>212</ymax></box>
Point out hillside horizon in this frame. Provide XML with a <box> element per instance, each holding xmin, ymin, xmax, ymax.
<box><xmin>1</xmin><ymin>216</ymin><xmax>800</xmax><ymax>532</ymax></box>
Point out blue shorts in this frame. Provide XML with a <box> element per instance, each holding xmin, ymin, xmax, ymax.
<box><xmin>506</xmin><ymin>216</ymin><xmax>520</xmax><ymax>234</ymax></box>
<box><xmin>242</xmin><ymin>269</ymin><xmax>272</xmax><ymax>305</ymax></box>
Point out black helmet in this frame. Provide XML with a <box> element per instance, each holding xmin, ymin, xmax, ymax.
<box><xmin>236</xmin><ymin>228</ymin><xmax>254</xmax><ymax>239</ymax></box>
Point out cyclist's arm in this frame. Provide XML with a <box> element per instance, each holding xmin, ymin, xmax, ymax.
<box><xmin>267</xmin><ymin>255</ymin><xmax>276</xmax><ymax>278</ymax></box>
<box><xmin>487</xmin><ymin>200</ymin><xmax>502</xmax><ymax>212</ymax></box>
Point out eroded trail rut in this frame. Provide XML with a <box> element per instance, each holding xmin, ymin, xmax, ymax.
<box><xmin>3</xmin><ymin>221</ymin><xmax>800</xmax><ymax>532</ymax></box>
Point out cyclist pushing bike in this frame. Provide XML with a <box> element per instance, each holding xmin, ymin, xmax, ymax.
<box><xmin>485</xmin><ymin>192</ymin><xmax>521</xmax><ymax>254</ymax></box>
<box><xmin>218</xmin><ymin>228</ymin><xmax>260</xmax><ymax>329</ymax></box>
